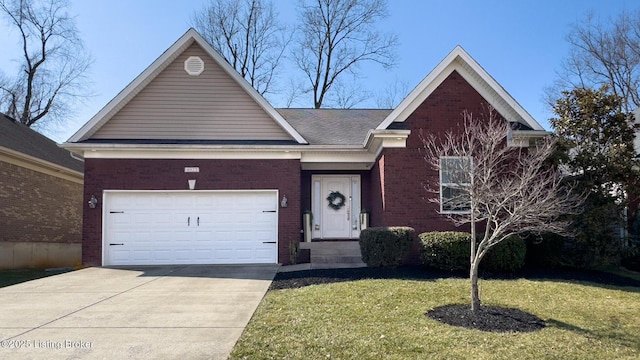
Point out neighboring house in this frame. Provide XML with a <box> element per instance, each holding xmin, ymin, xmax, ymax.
<box><xmin>63</xmin><ymin>29</ymin><xmax>545</xmax><ymax>267</ymax></box>
<box><xmin>0</xmin><ymin>113</ymin><xmax>83</xmax><ymax>269</ymax></box>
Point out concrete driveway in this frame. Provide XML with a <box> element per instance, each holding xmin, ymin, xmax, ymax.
<box><xmin>0</xmin><ymin>264</ymin><xmax>278</xmax><ymax>359</ymax></box>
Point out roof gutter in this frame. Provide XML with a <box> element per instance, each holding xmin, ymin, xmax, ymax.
<box><xmin>0</xmin><ymin>146</ymin><xmax>83</xmax><ymax>183</ymax></box>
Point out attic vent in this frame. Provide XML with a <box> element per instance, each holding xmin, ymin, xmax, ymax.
<box><xmin>184</xmin><ymin>56</ymin><xmax>205</xmax><ymax>76</ymax></box>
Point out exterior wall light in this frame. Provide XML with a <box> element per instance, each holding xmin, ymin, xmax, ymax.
<box><xmin>88</xmin><ymin>195</ymin><xmax>98</xmax><ymax>209</ymax></box>
<box><xmin>281</xmin><ymin>195</ymin><xmax>288</xmax><ymax>208</ymax></box>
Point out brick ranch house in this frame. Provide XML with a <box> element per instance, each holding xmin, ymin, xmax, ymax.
<box><xmin>1</xmin><ymin>113</ymin><xmax>83</xmax><ymax>269</ymax></box>
<box><xmin>63</xmin><ymin>29</ymin><xmax>546</xmax><ymax>267</ymax></box>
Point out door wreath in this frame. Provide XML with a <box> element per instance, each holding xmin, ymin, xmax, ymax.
<box><xmin>326</xmin><ymin>191</ymin><xmax>346</xmax><ymax>210</ymax></box>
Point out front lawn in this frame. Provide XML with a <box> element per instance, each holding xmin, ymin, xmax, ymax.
<box><xmin>231</xmin><ymin>267</ymin><xmax>640</xmax><ymax>359</ymax></box>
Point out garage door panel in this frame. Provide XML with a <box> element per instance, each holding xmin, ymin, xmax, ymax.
<box><xmin>255</xmin><ymin>248</ymin><xmax>274</xmax><ymax>262</ymax></box>
<box><xmin>235</xmin><ymin>250</ymin><xmax>252</xmax><ymax>260</ymax></box>
<box><xmin>131</xmin><ymin>250</ymin><xmax>151</xmax><ymax>262</ymax></box>
<box><xmin>104</xmin><ymin>191</ymin><xmax>278</xmax><ymax>265</ymax></box>
<box><xmin>155</xmin><ymin>232</ymin><xmax>172</xmax><ymax>242</ymax></box>
<box><xmin>109</xmin><ymin>247</ymin><xmax>130</xmax><ymax>262</ymax></box>
<box><xmin>194</xmin><ymin>230</ymin><xmax>214</xmax><ymax>242</ymax></box>
<box><xmin>132</xmin><ymin>232</ymin><xmax>153</xmax><ymax>244</ymax></box>
<box><xmin>194</xmin><ymin>248</ymin><xmax>213</xmax><ymax>260</ymax></box>
<box><xmin>254</xmin><ymin>230</ymin><xmax>273</xmax><ymax>241</ymax></box>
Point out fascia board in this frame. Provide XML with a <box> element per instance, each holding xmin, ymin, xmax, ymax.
<box><xmin>510</xmin><ymin>130</ymin><xmax>552</xmax><ymax>137</ymax></box>
<box><xmin>507</xmin><ymin>129</ymin><xmax>552</xmax><ymax>147</ymax></box>
<box><xmin>60</xmin><ymin>143</ymin><xmax>362</xmax><ymax>152</ymax></box>
<box><xmin>363</xmin><ymin>129</ymin><xmax>411</xmax><ymax>148</ymax></box>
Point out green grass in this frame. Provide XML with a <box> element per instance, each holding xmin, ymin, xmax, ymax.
<box><xmin>0</xmin><ymin>268</ymin><xmax>71</xmax><ymax>288</ymax></box>
<box><xmin>231</xmin><ymin>275</ymin><xmax>640</xmax><ymax>359</ymax></box>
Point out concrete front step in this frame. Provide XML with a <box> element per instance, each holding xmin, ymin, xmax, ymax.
<box><xmin>300</xmin><ymin>241</ymin><xmax>367</xmax><ymax>269</ymax></box>
<box><xmin>311</xmin><ymin>247</ymin><xmax>362</xmax><ymax>256</ymax></box>
<box><xmin>311</xmin><ymin>255</ymin><xmax>365</xmax><ymax>264</ymax></box>
<box><xmin>300</xmin><ymin>241</ymin><xmax>361</xmax><ymax>250</ymax></box>
<box><xmin>311</xmin><ymin>262</ymin><xmax>367</xmax><ymax>269</ymax></box>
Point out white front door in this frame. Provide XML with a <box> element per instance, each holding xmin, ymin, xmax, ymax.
<box><xmin>312</xmin><ymin>175</ymin><xmax>361</xmax><ymax>239</ymax></box>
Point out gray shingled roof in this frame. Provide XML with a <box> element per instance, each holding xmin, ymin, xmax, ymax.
<box><xmin>0</xmin><ymin>113</ymin><xmax>83</xmax><ymax>172</ymax></box>
<box><xmin>277</xmin><ymin>109</ymin><xmax>391</xmax><ymax>145</ymax></box>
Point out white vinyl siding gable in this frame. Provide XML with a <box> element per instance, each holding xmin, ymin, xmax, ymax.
<box><xmin>91</xmin><ymin>43</ymin><xmax>293</xmax><ymax>141</ymax></box>
<box><xmin>440</xmin><ymin>156</ymin><xmax>472</xmax><ymax>214</ymax></box>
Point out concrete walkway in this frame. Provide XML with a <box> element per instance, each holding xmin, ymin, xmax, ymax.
<box><xmin>0</xmin><ymin>264</ymin><xmax>278</xmax><ymax>359</ymax></box>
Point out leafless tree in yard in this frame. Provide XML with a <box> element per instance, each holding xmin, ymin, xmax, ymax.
<box><xmin>191</xmin><ymin>0</ymin><xmax>289</xmax><ymax>96</ymax></box>
<box><xmin>421</xmin><ymin>109</ymin><xmax>584</xmax><ymax>313</ymax></box>
<box><xmin>549</xmin><ymin>10</ymin><xmax>640</xmax><ymax>112</ymax></box>
<box><xmin>0</xmin><ymin>0</ymin><xmax>92</xmax><ymax>128</ymax></box>
<box><xmin>293</xmin><ymin>0</ymin><xmax>398</xmax><ymax>108</ymax></box>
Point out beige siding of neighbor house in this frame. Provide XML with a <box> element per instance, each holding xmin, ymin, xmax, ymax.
<box><xmin>91</xmin><ymin>43</ymin><xmax>292</xmax><ymax>141</ymax></box>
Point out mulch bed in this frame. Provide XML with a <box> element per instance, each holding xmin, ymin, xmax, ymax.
<box><xmin>426</xmin><ymin>304</ymin><xmax>546</xmax><ymax>333</ymax></box>
<box><xmin>271</xmin><ymin>265</ymin><xmax>640</xmax><ymax>333</ymax></box>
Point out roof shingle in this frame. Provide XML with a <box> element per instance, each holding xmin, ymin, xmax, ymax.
<box><xmin>0</xmin><ymin>113</ymin><xmax>83</xmax><ymax>172</ymax></box>
<box><xmin>277</xmin><ymin>108</ymin><xmax>391</xmax><ymax>145</ymax></box>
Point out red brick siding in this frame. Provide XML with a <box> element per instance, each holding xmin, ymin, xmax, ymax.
<box><xmin>372</xmin><ymin>70</ymin><xmax>504</xmax><ymax>234</ymax></box>
<box><xmin>0</xmin><ymin>160</ymin><xmax>82</xmax><ymax>245</ymax></box>
<box><xmin>82</xmin><ymin>158</ymin><xmax>300</xmax><ymax>266</ymax></box>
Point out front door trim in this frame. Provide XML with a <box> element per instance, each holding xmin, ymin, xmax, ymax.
<box><xmin>311</xmin><ymin>175</ymin><xmax>361</xmax><ymax>239</ymax></box>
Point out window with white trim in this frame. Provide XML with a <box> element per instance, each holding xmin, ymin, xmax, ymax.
<box><xmin>440</xmin><ymin>156</ymin><xmax>472</xmax><ymax>213</ymax></box>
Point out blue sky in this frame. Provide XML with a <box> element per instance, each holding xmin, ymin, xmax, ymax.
<box><xmin>0</xmin><ymin>0</ymin><xmax>637</xmax><ymax>142</ymax></box>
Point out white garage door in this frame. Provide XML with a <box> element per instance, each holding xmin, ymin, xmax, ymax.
<box><xmin>103</xmin><ymin>191</ymin><xmax>278</xmax><ymax>265</ymax></box>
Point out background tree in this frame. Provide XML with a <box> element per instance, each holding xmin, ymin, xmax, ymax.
<box><xmin>191</xmin><ymin>0</ymin><xmax>288</xmax><ymax>96</ymax></box>
<box><xmin>375</xmin><ymin>76</ymin><xmax>409</xmax><ymax>109</ymax></box>
<box><xmin>551</xmin><ymin>86</ymin><xmax>639</xmax><ymax>266</ymax></box>
<box><xmin>293</xmin><ymin>0</ymin><xmax>398</xmax><ymax>108</ymax></box>
<box><xmin>422</xmin><ymin>110</ymin><xmax>582</xmax><ymax>312</ymax></box>
<box><xmin>551</xmin><ymin>10</ymin><xmax>640</xmax><ymax>112</ymax></box>
<box><xmin>551</xmin><ymin>86</ymin><xmax>638</xmax><ymax>200</ymax></box>
<box><xmin>0</xmin><ymin>0</ymin><xmax>91</xmax><ymax>128</ymax></box>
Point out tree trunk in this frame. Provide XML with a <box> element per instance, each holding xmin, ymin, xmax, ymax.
<box><xmin>469</xmin><ymin>204</ymin><xmax>479</xmax><ymax>313</ymax></box>
<box><xmin>470</xmin><ymin>259</ymin><xmax>480</xmax><ymax>313</ymax></box>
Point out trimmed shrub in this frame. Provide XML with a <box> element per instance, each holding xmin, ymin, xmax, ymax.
<box><xmin>483</xmin><ymin>236</ymin><xmax>526</xmax><ymax>273</ymax></box>
<box><xmin>359</xmin><ymin>227</ymin><xmax>415</xmax><ymax>267</ymax></box>
<box><xmin>419</xmin><ymin>231</ymin><xmax>526</xmax><ymax>273</ymax></box>
<box><xmin>419</xmin><ymin>232</ymin><xmax>470</xmax><ymax>272</ymax></box>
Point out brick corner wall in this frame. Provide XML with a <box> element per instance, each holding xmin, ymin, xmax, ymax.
<box><xmin>0</xmin><ymin>160</ymin><xmax>83</xmax><ymax>268</ymax></box>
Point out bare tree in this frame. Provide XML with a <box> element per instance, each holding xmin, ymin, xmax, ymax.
<box><xmin>294</xmin><ymin>0</ymin><xmax>398</xmax><ymax>108</ymax></box>
<box><xmin>550</xmin><ymin>10</ymin><xmax>640</xmax><ymax>112</ymax></box>
<box><xmin>191</xmin><ymin>0</ymin><xmax>289</xmax><ymax>96</ymax></box>
<box><xmin>375</xmin><ymin>76</ymin><xmax>409</xmax><ymax>108</ymax></box>
<box><xmin>329</xmin><ymin>77</ymin><xmax>371</xmax><ymax>108</ymax></box>
<box><xmin>421</xmin><ymin>109</ymin><xmax>583</xmax><ymax>313</ymax></box>
<box><xmin>0</xmin><ymin>0</ymin><xmax>91</xmax><ymax>128</ymax></box>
